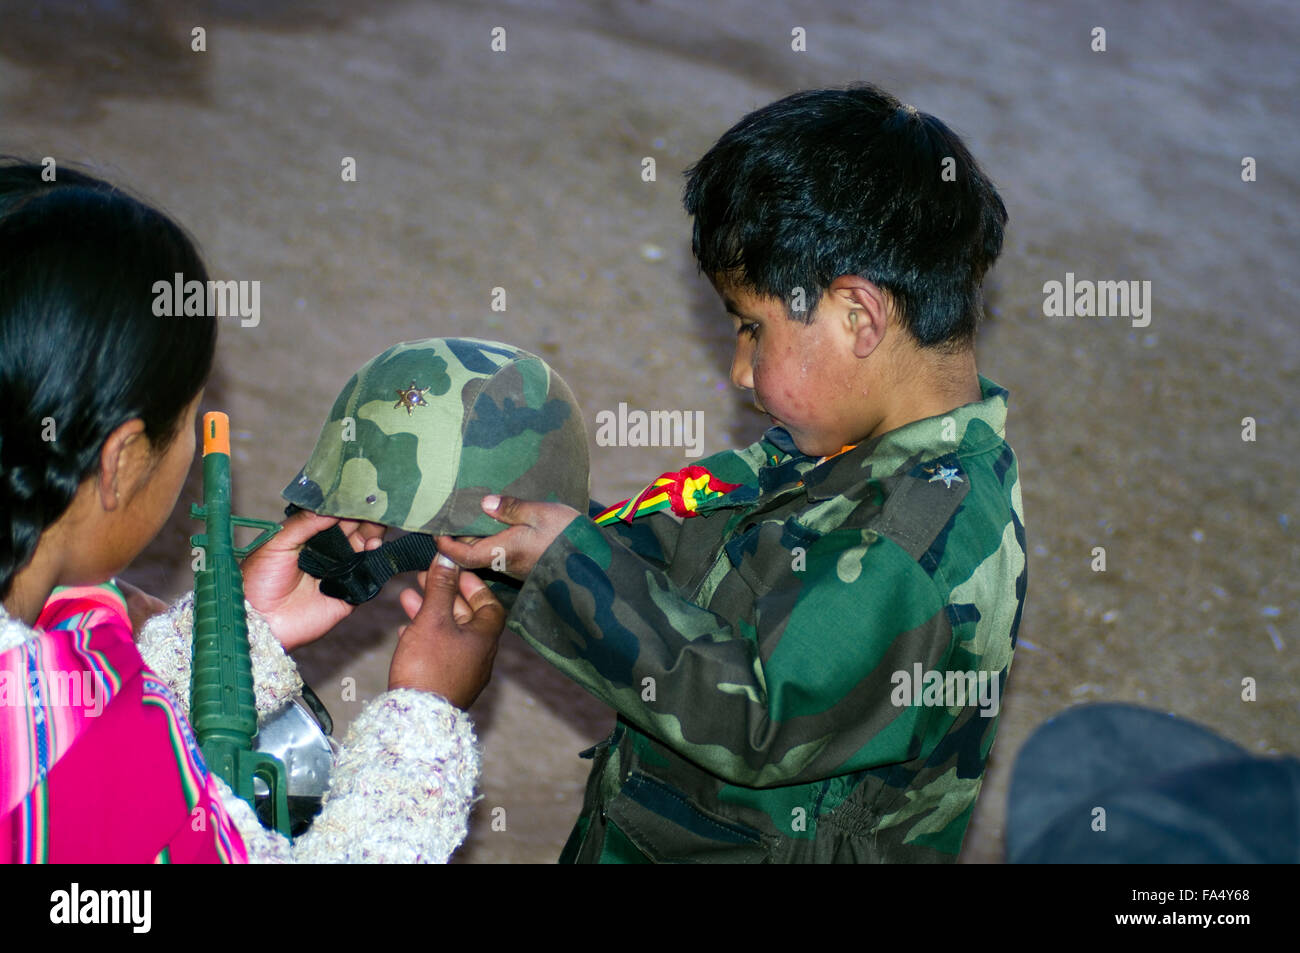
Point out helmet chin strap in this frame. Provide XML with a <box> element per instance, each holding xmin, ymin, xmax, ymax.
<box><xmin>285</xmin><ymin>505</ymin><xmax>441</xmax><ymax>605</ymax></box>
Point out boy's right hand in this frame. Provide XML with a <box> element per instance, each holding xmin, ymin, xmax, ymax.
<box><xmin>387</xmin><ymin>554</ymin><xmax>505</xmax><ymax>710</ymax></box>
<box><xmin>434</xmin><ymin>495</ymin><xmax>580</xmax><ymax>581</ymax></box>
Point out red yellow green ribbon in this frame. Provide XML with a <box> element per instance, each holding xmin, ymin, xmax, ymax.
<box><xmin>594</xmin><ymin>465</ymin><xmax>742</xmax><ymax>525</ymax></box>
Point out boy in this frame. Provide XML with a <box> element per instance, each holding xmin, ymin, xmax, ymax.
<box><xmin>438</xmin><ymin>84</ymin><xmax>1027</xmax><ymax>862</ymax></box>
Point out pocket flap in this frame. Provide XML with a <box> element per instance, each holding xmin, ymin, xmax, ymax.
<box><xmin>605</xmin><ymin>773</ymin><xmax>770</xmax><ymax>863</ymax></box>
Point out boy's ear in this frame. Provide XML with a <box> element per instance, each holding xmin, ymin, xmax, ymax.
<box><xmin>827</xmin><ymin>275</ymin><xmax>890</xmax><ymax>358</ymax></box>
<box><xmin>97</xmin><ymin>419</ymin><xmax>147</xmax><ymax>511</ymax></box>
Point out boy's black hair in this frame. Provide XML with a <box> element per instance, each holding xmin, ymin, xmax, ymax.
<box><xmin>683</xmin><ymin>84</ymin><xmax>1007</xmax><ymax>348</ymax></box>
<box><xmin>0</xmin><ymin>160</ymin><xmax>217</xmax><ymax>599</ymax></box>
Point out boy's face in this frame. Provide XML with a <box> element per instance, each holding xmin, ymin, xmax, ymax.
<box><xmin>716</xmin><ymin>279</ymin><xmax>876</xmax><ymax>457</ymax></box>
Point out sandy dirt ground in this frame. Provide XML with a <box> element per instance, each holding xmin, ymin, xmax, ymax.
<box><xmin>2</xmin><ymin>0</ymin><xmax>1296</xmax><ymax>863</ymax></box>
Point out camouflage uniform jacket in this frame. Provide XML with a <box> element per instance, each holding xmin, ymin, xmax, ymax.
<box><xmin>508</xmin><ymin>376</ymin><xmax>1028</xmax><ymax>862</ymax></box>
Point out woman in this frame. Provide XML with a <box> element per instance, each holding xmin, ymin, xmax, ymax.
<box><xmin>0</xmin><ymin>159</ymin><xmax>504</xmax><ymax>862</ymax></box>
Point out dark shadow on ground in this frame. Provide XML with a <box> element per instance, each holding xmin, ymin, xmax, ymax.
<box><xmin>0</xmin><ymin>0</ymin><xmax>415</xmax><ymax>121</ymax></box>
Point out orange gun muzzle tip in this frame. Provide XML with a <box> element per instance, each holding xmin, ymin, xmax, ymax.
<box><xmin>202</xmin><ymin>411</ymin><xmax>231</xmax><ymax>456</ymax></box>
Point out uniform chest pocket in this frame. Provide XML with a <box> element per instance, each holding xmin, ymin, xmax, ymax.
<box><xmin>711</xmin><ymin>517</ymin><xmax>819</xmax><ymax>603</ymax></box>
<box><xmin>604</xmin><ymin>772</ymin><xmax>772</xmax><ymax>864</ymax></box>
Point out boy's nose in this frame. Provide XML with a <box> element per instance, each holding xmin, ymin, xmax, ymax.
<box><xmin>730</xmin><ymin>345</ymin><xmax>754</xmax><ymax>390</ymax></box>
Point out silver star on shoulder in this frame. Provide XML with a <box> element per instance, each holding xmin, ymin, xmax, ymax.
<box><xmin>926</xmin><ymin>464</ymin><xmax>964</xmax><ymax>488</ymax></box>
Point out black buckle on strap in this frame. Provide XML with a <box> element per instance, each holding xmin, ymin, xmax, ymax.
<box><xmin>285</xmin><ymin>505</ymin><xmax>440</xmax><ymax>605</ymax></box>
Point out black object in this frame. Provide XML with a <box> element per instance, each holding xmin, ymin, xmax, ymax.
<box><xmin>286</xmin><ymin>504</ymin><xmax>440</xmax><ymax>605</ymax></box>
<box><xmin>1007</xmin><ymin>702</ymin><xmax>1300</xmax><ymax>863</ymax></box>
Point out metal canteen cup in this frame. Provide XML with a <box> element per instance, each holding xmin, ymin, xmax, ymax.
<box><xmin>252</xmin><ymin>694</ymin><xmax>339</xmax><ymax>835</ymax></box>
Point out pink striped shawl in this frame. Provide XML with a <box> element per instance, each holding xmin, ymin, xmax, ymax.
<box><xmin>1</xmin><ymin>584</ymin><xmax>248</xmax><ymax>863</ymax></box>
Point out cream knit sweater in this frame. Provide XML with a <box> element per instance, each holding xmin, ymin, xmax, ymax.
<box><xmin>0</xmin><ymin>593</ymin><xmax>480</xmax><ymax>863</ymax></box>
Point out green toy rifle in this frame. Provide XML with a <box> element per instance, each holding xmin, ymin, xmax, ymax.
<box><xmin>189</xmin><ymin>411</ymin><xmax>292</xmax><ymax>837</ymax></box>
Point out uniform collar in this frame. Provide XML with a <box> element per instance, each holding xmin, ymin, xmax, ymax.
<box><xmin>759</xmin><ymin>375</ymin><xmax>1009</xmax><ymax>502</ymax></box>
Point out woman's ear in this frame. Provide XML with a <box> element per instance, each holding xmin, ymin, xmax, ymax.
<box><xmin>96</xmin><ymin>418</ymin><xmax>148</xmax><ymax>511</ymax></box>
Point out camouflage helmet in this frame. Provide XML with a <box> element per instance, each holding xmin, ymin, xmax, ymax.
<box><xmin>282</xmin><ymin>338</ymin><xmax>589</xmax><ymax>602</ymax></box>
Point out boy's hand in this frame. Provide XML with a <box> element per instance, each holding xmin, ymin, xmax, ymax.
<box><xmin>241</xmin><ymin>508</ymin><xmax>386</xmax><ymax>651</ymax></box>
<box><xmin>434</xmin><ymin>495</ymin><xmax>580</xmax><ymax>580</ymax></box>
<box><xmin>389</xmin><ymin>554</ymin><xmax>505</xmax><ymax>709</ymax></box>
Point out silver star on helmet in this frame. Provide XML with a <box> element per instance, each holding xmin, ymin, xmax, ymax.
<box><xmin>394</xmin><ymin>381</ymin><xmax>431</xmax><ymax>415</ymax></box>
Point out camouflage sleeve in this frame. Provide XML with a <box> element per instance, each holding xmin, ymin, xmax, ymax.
<box><xmin>509</xmin><ymin>515</ymin><xmax>959</xmax><ymax>788</ymax></box>
<box><xmin>584</xmin><ymin>500</ymin><xmax>681</xmax><ymax>571</ymax></box>
<box><xmin>489</xmin><ymin>499</ymin><xmax>679</xmax><ymax>612</ymax></box>
<box><xmin>485</xmin><ymin>578</ymin><xmax>521</xmax><ymax>613</ymax></box>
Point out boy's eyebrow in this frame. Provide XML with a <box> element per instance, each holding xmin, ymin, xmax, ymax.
<box><xmin>721</xmin><ymin>296</ymin><xmax>749</xmax><ymax>319</ymax></box>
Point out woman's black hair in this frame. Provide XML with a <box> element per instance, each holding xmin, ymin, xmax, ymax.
<box><xmin>683</xmin><ymin>84</ymin><xmax>1008</xmax><ymax>349</ymax></box>
<box><xmin>0</xmin><ymin>160</ymin><xmax>217</xmax><ymax>600</ymax></box>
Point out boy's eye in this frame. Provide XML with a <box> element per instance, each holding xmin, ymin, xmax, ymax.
<box><xmin>737</xmin><ymin>322</ymin><xmax>760</xmax><ymax>339</ymax></box>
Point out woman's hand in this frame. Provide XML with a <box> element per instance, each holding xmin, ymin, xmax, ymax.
<box><xmin>389</xmin><ymin>554</ymin><xmax>505</xmax><ymax>709</ymax></box>
<box><xmin>241</xmin><ymin>509</ymin><xmax>386</xmax><ymax>651</ymax></box>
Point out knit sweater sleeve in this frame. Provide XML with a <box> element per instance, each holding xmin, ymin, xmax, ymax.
<box><xmin>136</xmin><ymin>596</ymin><xmax>480</xmax><ymax>863</ymax></box>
